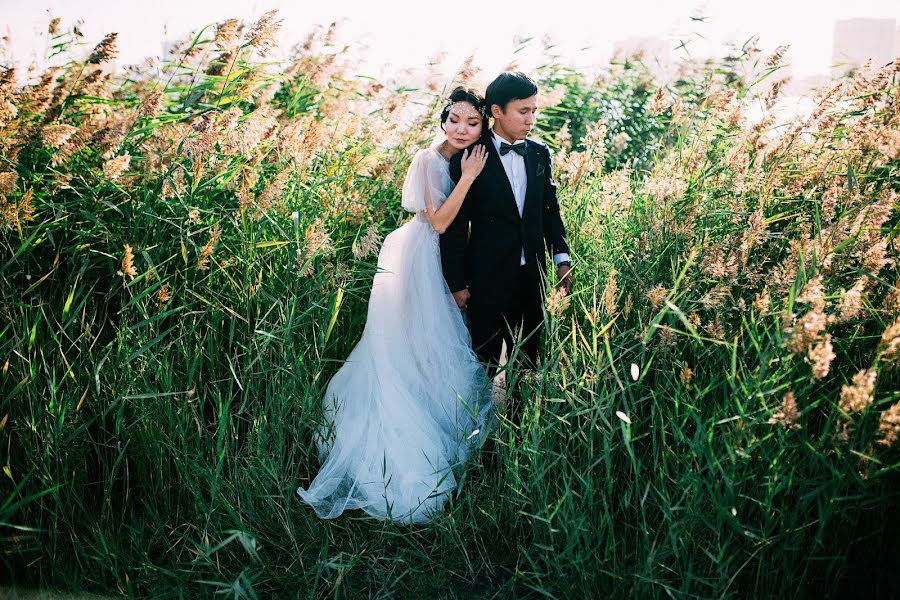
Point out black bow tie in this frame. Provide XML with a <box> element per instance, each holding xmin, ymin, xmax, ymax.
<box><xmin>499</xmin><ymin>141</ymin><xmax>527</xmax><ymax>157</ymax></box>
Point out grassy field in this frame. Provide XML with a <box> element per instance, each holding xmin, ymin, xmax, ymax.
<box><xmin>1</xmin><ymin>13</ymin><xmax>899</xmax><ymax>599</ymax></box>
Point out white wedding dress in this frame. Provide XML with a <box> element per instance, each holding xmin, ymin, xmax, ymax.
<box><xmin>297</xmin><ymin>141</ymin><xmax>492</xmax><ymax>524</ymax></box>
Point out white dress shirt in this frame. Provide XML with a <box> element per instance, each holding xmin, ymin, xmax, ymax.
<box><xmin>490</xmin><ymin>129</ymin><xmax>571</xmax><ymax>268</ymax></box>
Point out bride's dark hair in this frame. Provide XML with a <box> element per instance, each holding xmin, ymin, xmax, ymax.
<box><xmin>439</xmin><ymin>86</ymin><xmax>488</xmax><ymax>132</ymax></box>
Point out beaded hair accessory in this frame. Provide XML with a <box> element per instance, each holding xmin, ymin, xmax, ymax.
<box><xmin>444</xmin><ymin>98</ymin><xmax>487</xmax><ymax>119</ymax></box>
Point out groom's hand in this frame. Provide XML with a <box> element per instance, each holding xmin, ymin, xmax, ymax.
<box><xmin>452</xmin><ymin>288</ymin><xmax>471</xmax><ymax>310</ymax></box>
<box><xmin>556</xmin><ymin>264</ymin><xmax>573</xmax><ymax>296</ymax></box>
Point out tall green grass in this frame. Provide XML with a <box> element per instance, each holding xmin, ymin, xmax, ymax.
<box><xmin>1</xmin><ymin>14</ymin><xmax>899</xmax><ymax>598</ymax></box>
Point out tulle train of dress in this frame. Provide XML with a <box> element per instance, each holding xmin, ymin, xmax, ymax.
<box><xmin>297</xmin><ymin>145</ymin><xmax>492</xmax><ymax>524</ymax></box>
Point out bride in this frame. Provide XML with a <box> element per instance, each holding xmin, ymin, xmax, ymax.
<box><xmin>297</xmin><ymin>87</ymin><xmax>493</xmax><ymax>524</ymax></box>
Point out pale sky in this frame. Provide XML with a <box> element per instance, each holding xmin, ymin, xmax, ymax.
<box><xmin>2</xmin><ymin>0</ymin><xmax>899</xmax><ymax>82</ymax></box>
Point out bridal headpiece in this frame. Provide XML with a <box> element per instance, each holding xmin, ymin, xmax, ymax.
<box><xmin>443</xmin><ymin>97</ymin><xmax>487</xmax><ymax>120</ymax></box>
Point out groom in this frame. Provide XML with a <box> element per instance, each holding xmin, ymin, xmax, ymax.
<box><xmin>440</xmin><ymin>71</ymin><xmax>572</xmax><ymax>373</ymax></box>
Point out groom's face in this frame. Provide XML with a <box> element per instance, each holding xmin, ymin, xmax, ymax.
<box><xmin>491</xmin><ymin>95</ymin><xmax>538</xmax><ymax>141</ymax></box>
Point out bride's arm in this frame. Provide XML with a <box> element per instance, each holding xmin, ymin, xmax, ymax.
<box><xmin>427</xmin><ymin>145</ymin><xmax>487</xmax><ymax>235</ymax></box>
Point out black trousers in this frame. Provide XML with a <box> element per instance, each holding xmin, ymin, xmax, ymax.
<box><xmin>468</xmin><ymin>266</ymin><xmax>543</xmax><ymax>373</ymax></box>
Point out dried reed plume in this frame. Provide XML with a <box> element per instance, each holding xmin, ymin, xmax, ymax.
<box><xmin>797</xmin><ymin>275</ymin><xmax>826</xmax><ymax>310</ymax></box>
<box><xmin>196</xmin><ymin>224</ymin><xmax>221</xmax><ymax>271</ymax></box>
<box><xmin>454</xmin><ymin>55</ymin><xmax>479</xmax><ymax>86</ymax></box>
<box><xmin>88</xmin><ymin>33</ymin><xmax>119</xmax><ymax>65</ymax></box>
<box><xmin>680</xmin><ymin>363</ymin><xmax>693</xmax><ymax>388</ymax></box>
<box><xmin>647</xmin><ymin>87</ymin><xmax>669</xmax><ymax>116</ymax></box>
<box><xmin>546</xmin><ymin>287</ymin><xmax>571</xmax><ymax>318</ymax></box>
<box><xmin>352</xmin><ymin>223</ymin><xmax>381</xmax><ymax>259</ymax></box>
<box><xmin>650</xmin><ymin>324</ymin><xmax>672</xmax><ymax>351</ymax></box>
<box><xmin>117</xmin><ymin>244</ymin><xmax>137</xmax><ymax>280</ymax></box>
<box><xmin>839</xmin><ymin>368</ymin><xmax>878</xmax><ymax>413</ymax></box>
<box><xmin>214</xmin><ymin>18</ymin><xmax>241</xmax><ymax>50</ymax></box>
<box><xmin>254</xmin><ymin>169</ymin><xmax>291</xmax><ymax>220</ymax></box>
<box><xmin>765</xmin><ymin>45</ymin><xmax>790</xmax><ymax>68</ymax></box>
<box><xmin>0</xmin><ymin>67</ymin><xmax>15</xmax><ymax>95</ymax></box>
<box><xmin>643</xmin><ymin>170</ymin><xmax>686</xmax><ymax>203</ymax></box>
<box><xmin>602</xmin><ymin>267</ymin><xmax>619</xmax><ymax>315</ymax></box>
<box><xmin>879</xmin><ymin>319</ymin><xmax>900</xmax><ymax>365</ymax></box>
<box><xmin>667</xmin><ymin>93</ymin><xmax>684</xmax><ymax>122</ymax></box>
<box><xmin>601</xmin><ymin>169</ymin><xmax>632</xmax><ymax>212</ymax></box>
<box><xmin>0</xmin><ymin>198</ymin><xmax>16</xmax><ymax>228</ymax></box>
<box><xmin>753</xmin><ymin>288</ymin><xmax>771</xmax><ymax>315</ymax></box>
<box><xmin>303</xmin><ymin>218</ymin><xmax>332</xmax><ymax>258</ymax></box>
<box><xmin>877</xmin><ymin>402</ymin><xmax>900</xmax><ymax>446</ymax></box>
<box><xmin>784</xmin><ymin>276</ymin><xmax>831</xmax><ymax>354</ymax></box>
<box><xmin>610</xmin><ymin>131</ymin><xmax>631</xmax><ymax>156</ymax></box>
<box><xmin>705</xmin><ymin>317</ymin><xmax>725</xmax><ymax>340</ymax></box>
<box><xmin>41</xmin><ymin>124</ymin><xmax>78</xmax><ymax>149</ymax></box>
<box><xmin>784</xmin><ymin>308</ymin><xmax>828</xmax><ymax>354</ymax></box>
<box><xmin>93</xmin><ymin>126</ymin><xmax>125</xmax><ymax>159</ymax></box>
<box><xmin>808</xmin><ymin>334</ymin><xmax>836</xmax><ymax>380</ymax></box>
<box><xmin>246</xmin><ymin>10</ymin><xmax>282</xmax><ymax>57</ymax></box>
<box><xmin>837</xmin><ymin>278</ymin><xmax>866</xmax><ymax>322</ymax></box>
<box><xmin>16</xmin><ymin>190</ymin><xmax>34</xmax><ymax>224</ymax></box>
<box><xmin>541</xmin><ymin>84</ymin><xmax>567</xmax><ymax>109</ymax></box>
<box><xmin>138</xmin><ymin>90</ymin><xmax>165</xmax><ymax>119</ymax></box>
<box><xmin>0</xmin><ymin>171</ymin><xmax>17</xmax><ymax>195</ymax></box>
<box><xmin>103</xmin><ymin>153</ymin><xmax>130</xmax><ymax>180</ymax></box>
<box><xmin>769</xmin><ymin>391</ymin><xmax>801</xmax><ymax>430</ymax></box>
<box><xmin>646</xmin><ymin>284</ymin><xmax>667</xmax><ymax>310</ymax></box>
<box><xmin>157</xmin><ymin>282</ymin><xmax>172</xmax><ymax>305</ymax></box>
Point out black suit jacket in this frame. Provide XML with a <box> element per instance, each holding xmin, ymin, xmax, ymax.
<box><xmin>440</xmin><ymin>134</ymin><xmax>569</xmax><ymax>308</ymax></box>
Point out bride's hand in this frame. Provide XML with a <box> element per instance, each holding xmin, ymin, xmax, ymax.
<box><xmin>452</xmin><ymin>288</ymin><xmax>471</xmax><ymax>310</ymax></box>
<box><xmin>460</xmin><ymin>145</ymin><xmax>488</xmax><ymax>182</ymax></box>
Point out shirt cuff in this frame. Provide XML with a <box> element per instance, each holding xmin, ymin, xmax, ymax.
<box><xmin>553</xmin><ymin>253</ymin><xmax>571</xmax><ymax>266</ymax></box>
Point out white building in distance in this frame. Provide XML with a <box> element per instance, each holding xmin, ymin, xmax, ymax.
<box><xmin>832</xmin><ymin>18</ymin><xmax>897</xmax><ymax>73</ymax></box>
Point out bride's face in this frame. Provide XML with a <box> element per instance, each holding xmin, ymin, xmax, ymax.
<box><xmin>444</xmin><ymin>101</ymin><xmax>483</xmax><ymax>150</ymax></box>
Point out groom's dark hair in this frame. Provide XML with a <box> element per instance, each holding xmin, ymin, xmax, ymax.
<box><xmin>485</xmin><ymin>72</ymin><xmax>538</xmax><ymax>112</ymax></box>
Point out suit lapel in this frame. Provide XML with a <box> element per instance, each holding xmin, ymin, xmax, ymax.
<box><xmin>523</xmin><ymin>141</ymin><xmax>538</xmax><ymax>218</ymax></box>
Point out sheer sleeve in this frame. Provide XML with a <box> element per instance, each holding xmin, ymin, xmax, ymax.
<box><xmin>401</xmin><ymin>149</ymin><xmax>450</xmax><ymax>213</ymax></box>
